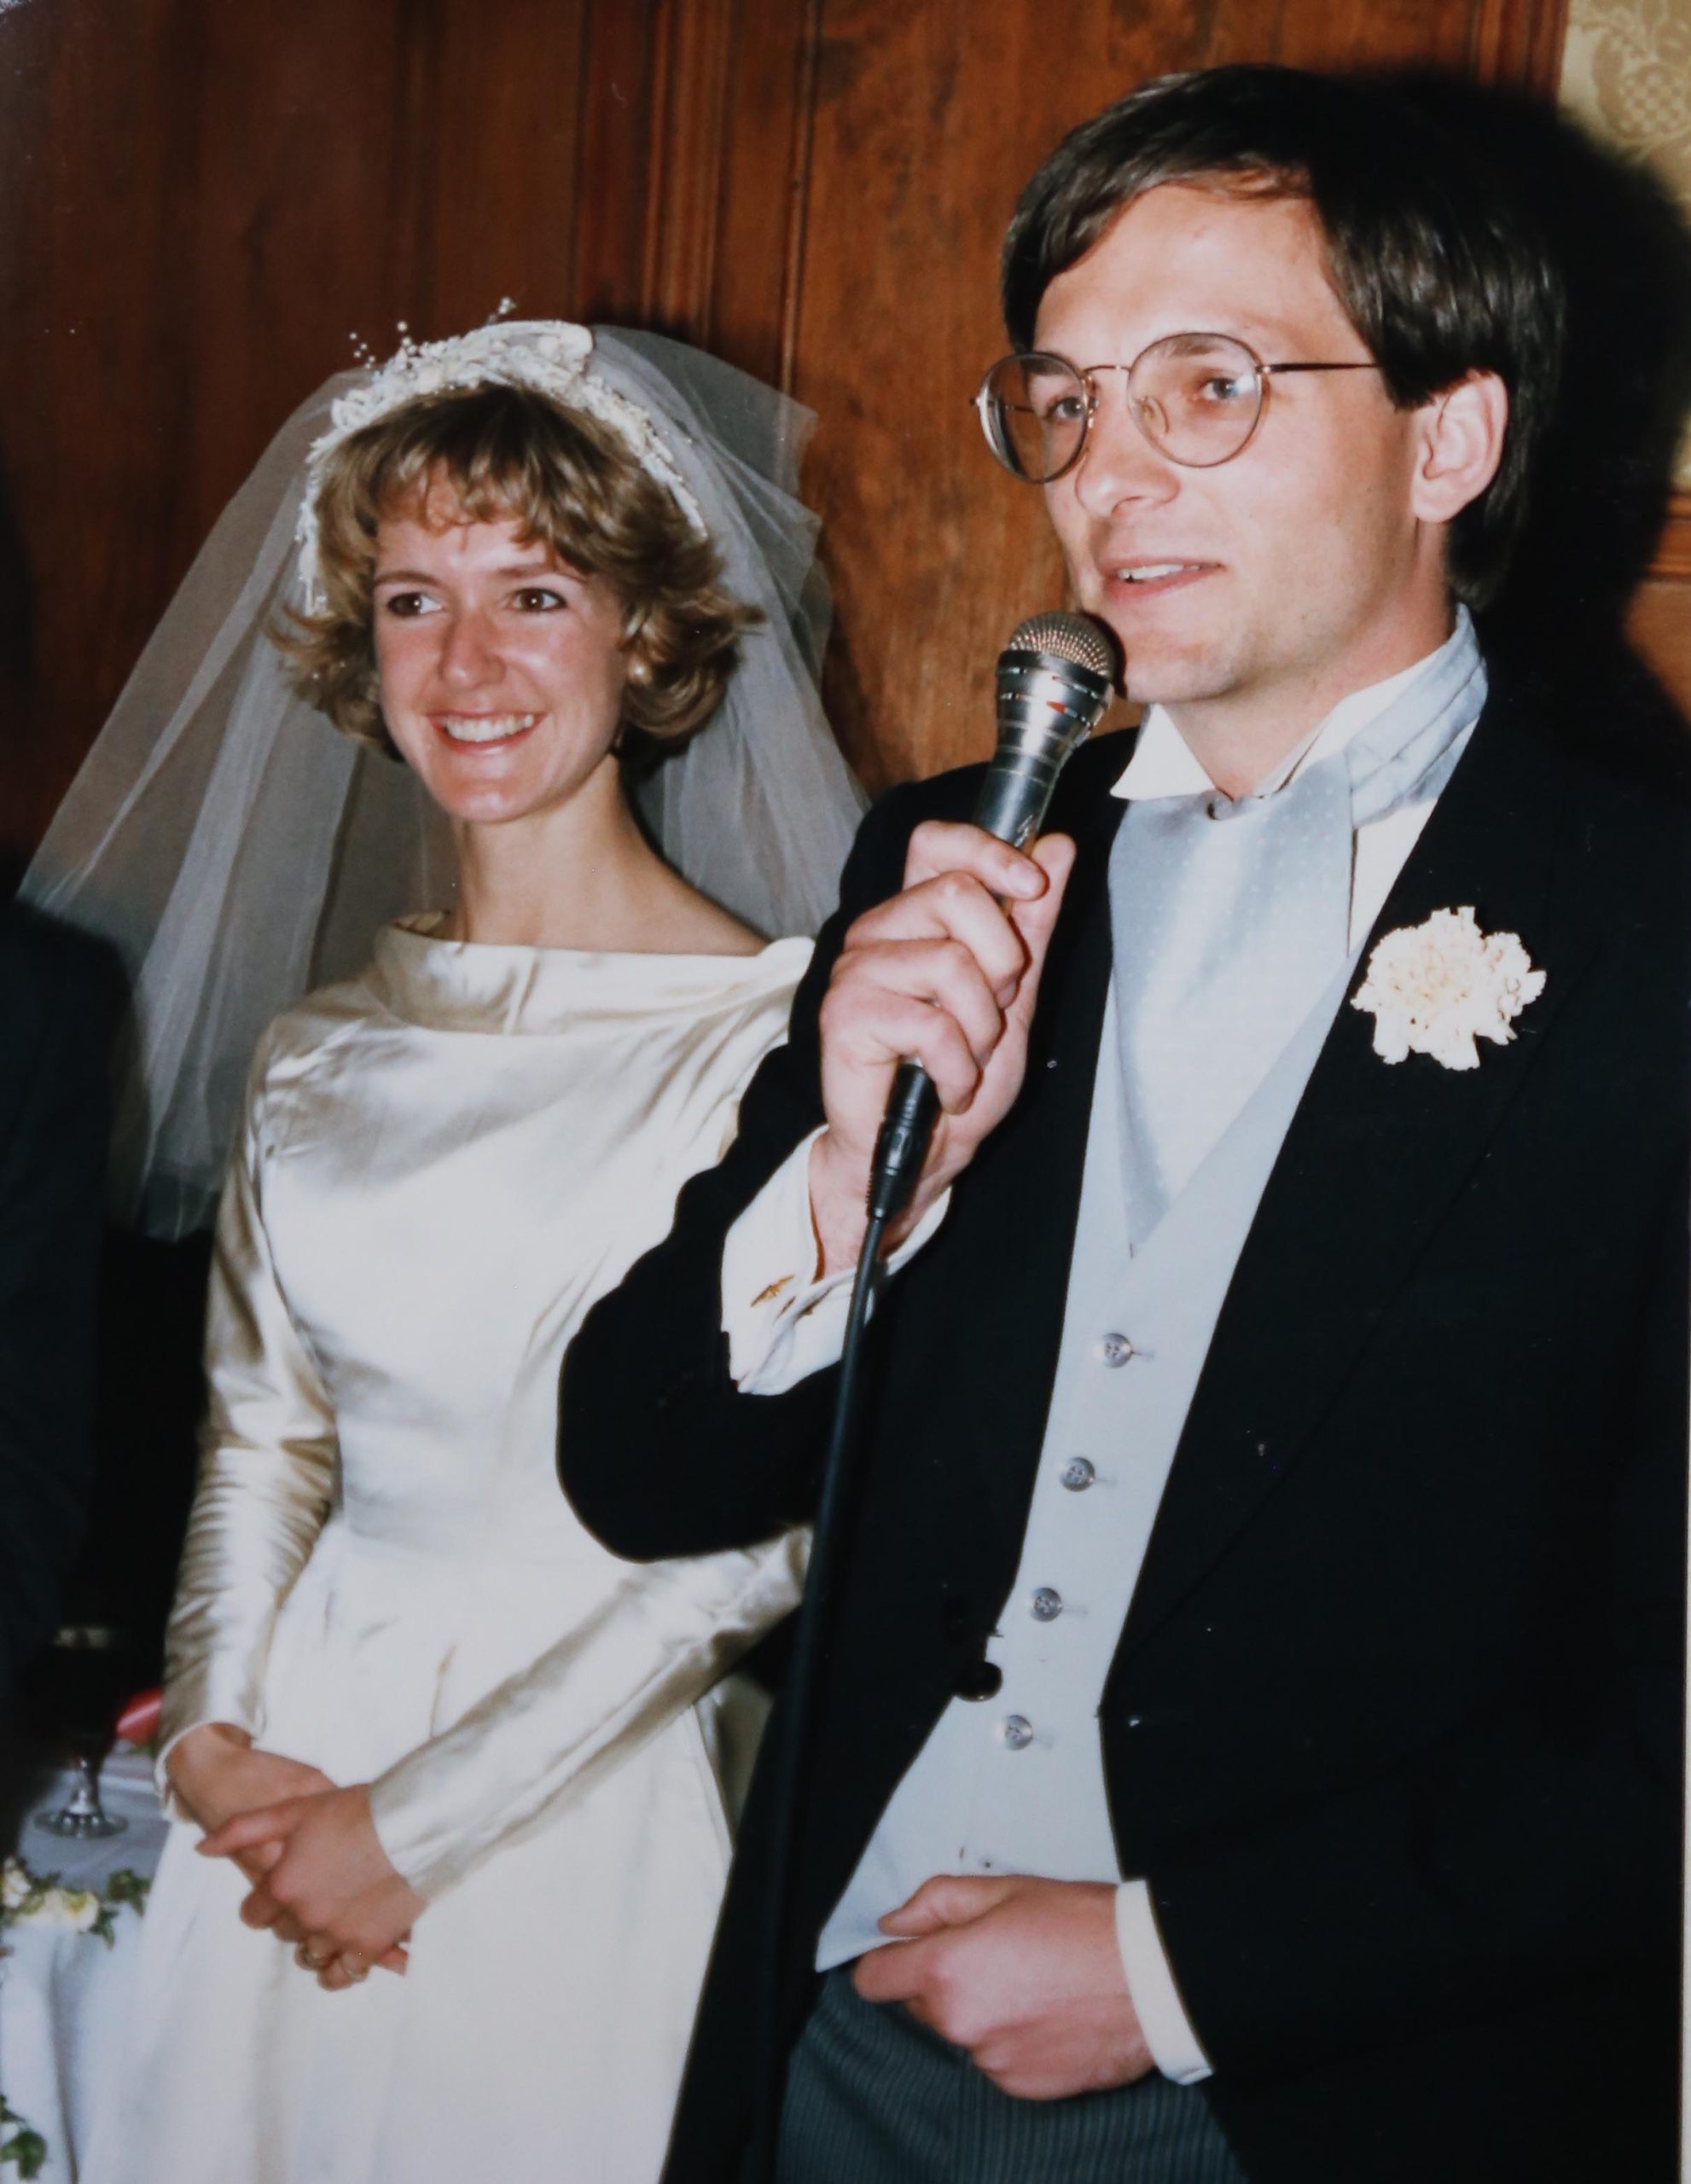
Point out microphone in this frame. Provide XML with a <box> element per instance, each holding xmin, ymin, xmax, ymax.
<box><xmin>865</xmin><ymin>611</ymin><xmax>1117</xmax><ymax>1226</ymax></box>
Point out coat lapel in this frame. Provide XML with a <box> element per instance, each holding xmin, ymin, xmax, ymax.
<box><xmin>1116</xmin><ymin>680</ymin><xmax>1601</xmax><ymax>1661</ymax></box>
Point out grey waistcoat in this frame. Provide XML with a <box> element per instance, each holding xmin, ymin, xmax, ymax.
<box><xmin>817</xmin><ymin>950</ymin><xmax>1363</xmax><ymax>1968</ymax></box>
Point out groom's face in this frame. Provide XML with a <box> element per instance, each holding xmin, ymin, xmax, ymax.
<box><xmin>1034</xmin><ymin>183</ymin><xmax>1440</xmax><ymax>733</ymax></box>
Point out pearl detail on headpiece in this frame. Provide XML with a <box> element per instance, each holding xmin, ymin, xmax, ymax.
<box><xmin>294</xmin><ymin>317</ymin><xmax>706</xmax><ymax>611</ymax></box>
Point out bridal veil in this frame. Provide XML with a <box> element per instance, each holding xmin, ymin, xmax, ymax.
<box><xmin>21</xmin><ymin>328</ymin><xmax>865</xmax><ymax>1238</ymax></box>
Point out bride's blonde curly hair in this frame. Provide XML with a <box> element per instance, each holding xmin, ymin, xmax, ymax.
<box><xmin>280</xmin><ymin>381</ymin><xmax>757</xmax><ymax>760</ymax></box>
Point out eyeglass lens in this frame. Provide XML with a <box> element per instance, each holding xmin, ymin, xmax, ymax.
<box><xmin>981</xmin><ymin>335</ymin><xmax>1265</xmax><ymax>480</ymax></box>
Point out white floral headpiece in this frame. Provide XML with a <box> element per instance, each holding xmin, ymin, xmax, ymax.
<box><xmin>294</xmin><ymin>317</ymin><xmax>706</xmax><ymax>610</ymax></box>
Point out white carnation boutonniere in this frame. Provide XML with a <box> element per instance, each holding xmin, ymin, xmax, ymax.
<box><xmin>1351</xmin><ymin>906</ymin><xmax>1546</xmax><ymax>1072</ymax></box>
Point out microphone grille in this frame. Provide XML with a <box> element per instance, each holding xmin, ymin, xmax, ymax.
<box><xmin>1005</xmin><ymin>612</ymin><xmax>1116</xmax><ymax>678</ymax></box>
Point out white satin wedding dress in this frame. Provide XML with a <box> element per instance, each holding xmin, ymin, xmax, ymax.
<box><xmin>84</xmin><ymin>918</ymin><xmax>811</xmax><ymax>2184</ymax></box>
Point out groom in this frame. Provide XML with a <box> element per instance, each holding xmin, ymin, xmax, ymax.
<box><xmin>561</xmin><ymin>65</ymin><xmax>1687</xmax><ymax>2184</ymax></box>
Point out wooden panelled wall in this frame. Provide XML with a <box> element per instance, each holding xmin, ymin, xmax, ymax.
<box><xmin>5</xmin><ymin>0</ymin><xmax>1682</xmax><ymax>873</ymax></box>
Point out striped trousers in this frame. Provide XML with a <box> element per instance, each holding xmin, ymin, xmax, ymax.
<box><xmin>774</xmin><ymin>1968</ymin><xmax>1249</xmax><ymax>2183</ymax></box>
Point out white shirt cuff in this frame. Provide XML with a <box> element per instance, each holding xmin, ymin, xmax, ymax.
<box><xmin>1115</xmin><ymin>1879</ymin><xmax>1213</xmax><ymax>2084</ymax></box>
<box><xmin>722</xmin><ymin>1128</ymin><xmax>949</xmax><ymax>1395</ymax></box>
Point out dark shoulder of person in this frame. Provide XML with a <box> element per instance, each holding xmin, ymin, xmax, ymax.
<box><xmin>0</xmin><ymin>897</ymin><xmax>123</xmax><ymax>1065</ymax></box>
<box><xmin>1480</xmin><ymin>629</ymin><xmax>1691</xmax><ymax>939</ymax></box>
<box><xmin>0</xmin><ymin>897</ymin><xmax>121</xmax><ymax>1696</ymax></box>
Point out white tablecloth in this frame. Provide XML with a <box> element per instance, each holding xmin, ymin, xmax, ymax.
<box><xmin>0</xmin><ymin>1746</ymin><xmax>167</xmax><ymax>2183</ymax></box>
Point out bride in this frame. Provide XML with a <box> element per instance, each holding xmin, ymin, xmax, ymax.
<box><xmin>27</xmin><ymin>318</ymin><xmax>863</xmax><ymax>2182</ymax></box>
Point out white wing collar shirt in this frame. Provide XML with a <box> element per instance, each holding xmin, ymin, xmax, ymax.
<box><xmin>722</xmin><ymin>610</ymin><xmax>1486</xmax><ymax>2080</ymax></box>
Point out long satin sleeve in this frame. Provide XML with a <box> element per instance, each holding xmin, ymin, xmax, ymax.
<box><xmin>367</xmin><ymin>1525</ymin><xmax>807</xmax><ymax>1902</ymax></box>
<box><xmin>156</xmin><ymin>1049</ymin><xmax>339</xmax><ymax>1783</ymax></box>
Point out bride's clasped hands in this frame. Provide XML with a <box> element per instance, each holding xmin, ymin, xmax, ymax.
<box><xmin>195</xmin><ymin>1776</ymin><xmax>421</xmax><ymax>1988</ymax></box>
<box><xmin>170</xmin><ymin>1723</ymin><xmax>416</xmax><ymax>1984</ymax></box>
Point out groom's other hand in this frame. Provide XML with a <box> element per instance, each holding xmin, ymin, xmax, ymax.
<box><xmin>810</xmin><ymin>821</ymin><xmax>1076</xmax><ymax>1275</ymax></box>
<box><xmin>852</xmin><ymin>1874</ymin><xmax>1153</xmax><ymax>2099</ymax></box>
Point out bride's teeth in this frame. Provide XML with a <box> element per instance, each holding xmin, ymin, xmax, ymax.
<box><xmin>442</xmin><ymin>713</ymin><xmax>537</xmax><ymax>744</ymax></box>
<box><xmin>1121</xmin><ymin>563</ymin><xmax>1188</xmax><ymax>583</ymax></box>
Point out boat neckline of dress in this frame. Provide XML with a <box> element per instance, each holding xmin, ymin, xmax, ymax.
<box><xmin>361</xmin><ymin>914</ymin><xmax>812</xmax><ymax>1035</ymax></box>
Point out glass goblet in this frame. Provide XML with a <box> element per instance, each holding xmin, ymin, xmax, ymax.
<box><xmin>35</xmin><ymin>1625</ymin><xmax>131</xmax><ymax>1841</ymax></box>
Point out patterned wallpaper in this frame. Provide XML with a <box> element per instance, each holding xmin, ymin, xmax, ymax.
<box><xmin>1560</xmin><ymin>0</ymin><xmax>1691</xmax><ymax>482</ymax></box>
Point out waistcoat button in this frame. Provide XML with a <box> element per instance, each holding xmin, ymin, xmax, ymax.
<box><xmin>1099</xmin><ymin>1332</ymin><xmax>1136</xmax><ymax>1368</ymax></box>
<box><xmin>1060</xmin><ymin>1457</ymin><xmax>1095</xmax><ymax>1491</ymax></box>
<box><xmin>1031</xmin><ymin>1587</ymin><xmax>1063</xmax><ymax>1622</ymax></box>
<box><xmin>953</xmin><ymin>1656</ymin><xmax>1003</xmax><ymax>1702</ymax></box>
<box><xmin>999</xmin><ymin>1714</ymin><xmax>1034</xmax><ymax>1751</ymax></box>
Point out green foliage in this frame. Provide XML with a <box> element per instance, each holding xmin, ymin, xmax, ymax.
<box><xmin>0</xmin><ymin>2094</ymin><xmax>48</xmax><ymax>2179</ymax></box>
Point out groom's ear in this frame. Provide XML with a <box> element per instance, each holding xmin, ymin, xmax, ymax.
<box><xmin>1409</xmin><ymin>370</ymin><xmax>1509</xmax><ymax>526</ymax></box>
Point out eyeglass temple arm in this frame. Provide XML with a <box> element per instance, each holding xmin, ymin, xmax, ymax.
<box><xmin>1260</xmin><ymin>361</ymin><xmax>1382</xmax><ymax>377</ymax></box>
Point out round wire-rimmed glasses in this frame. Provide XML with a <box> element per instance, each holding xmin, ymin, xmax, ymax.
<box><xmin>974</xmin><ymin>334</ymin><xmax>1381</xmax><ymax>481</ymax></box>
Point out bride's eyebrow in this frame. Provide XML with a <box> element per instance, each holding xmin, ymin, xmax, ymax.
<box><xmin>372</xmin><ymin>558</ymin><xmax>567</xmax><ymax>585</ymax></box>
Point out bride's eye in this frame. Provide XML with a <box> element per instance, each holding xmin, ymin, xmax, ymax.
<box><xmin>380</xmin><ymin>590</ymin><xmax>438</xmax><ymax>619</ymax></box>
<box><xmin>512</xmin><ymin>586</ymin><xmax>567</xmax><ymax>612</ymax></box>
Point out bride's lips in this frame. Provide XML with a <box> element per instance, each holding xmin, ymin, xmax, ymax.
<box><xmin>429</xmin><ymin>711</ymin><xmax>542</xmax><ymax>748</ymax></box>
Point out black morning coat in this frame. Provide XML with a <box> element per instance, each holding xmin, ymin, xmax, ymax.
<box><xmin>0</xmin><ymin>903</ymin><xmax>111</xmax><ymax>1700</ymax></box>
<box><xmin>560</xmin><ymin>655</ymin><xmax>1689</xmax><ymax>2184</ymax></box>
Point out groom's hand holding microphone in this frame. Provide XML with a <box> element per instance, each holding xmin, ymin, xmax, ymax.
<box><xmin>806</xmin><ymin>818</ymin><xmax>1077</xmax><ymax>1277</ymax></box>
<box><xmin>807</xmin><ymin>613</ymin><xmax>1113</xmax><ymax>1279</ymax></box>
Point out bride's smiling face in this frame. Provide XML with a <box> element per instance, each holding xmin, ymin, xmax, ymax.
<box><xmin>371</xmin><ymin>493</ymin><xmax>630</xmax><ymax>830</ymax></box>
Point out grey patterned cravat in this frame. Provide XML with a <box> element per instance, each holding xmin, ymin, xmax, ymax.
<box><xmin>1107</xmin><ymin>619</ymin><xmax>1486</xmax><ymax>1238</ymax></box>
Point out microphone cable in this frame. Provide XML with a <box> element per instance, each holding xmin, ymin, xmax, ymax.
<box><xmin>745</xmin><ymin>1190</ymin><xmax>888</xmax><ymax>2184</ymax></box>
